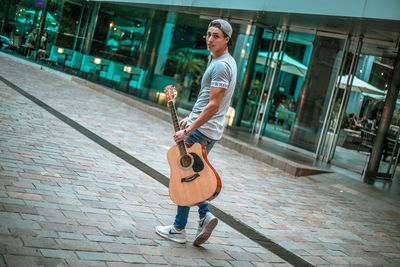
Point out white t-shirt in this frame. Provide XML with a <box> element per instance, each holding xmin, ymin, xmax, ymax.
<box><xmin>187</xmin><ymin>53</ymin><xmax>237</xmax><ymax>140</ymax></box>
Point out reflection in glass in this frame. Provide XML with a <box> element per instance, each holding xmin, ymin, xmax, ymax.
<box><xmin>239</xmin><ymin>28</ymin><xmax>314</xmax><ymax>145</ymax></box>
<box><xmin>330</xmin><ymin>49</ymin><xmax>398</xmax><ymax>176</ymax></box>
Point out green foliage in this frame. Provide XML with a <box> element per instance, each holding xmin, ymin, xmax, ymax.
<box><xmin>169</xmin><ymin>49</ymin><xmax>207</xmax><ymax>83</ymax></box>
<box><xmin>167</xmin><ymin>50</ymin><xmax>207</xmax><ymax>102</ymax></box>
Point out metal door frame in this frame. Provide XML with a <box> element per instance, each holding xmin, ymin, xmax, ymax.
<box><xmin>315</xmin><ymin>36</ymin><xmax>350</xmax><ymax>160</ymax></box>
<box><xmin>315</xmin><ymin>37</ymin><xmax>364</xmax><ymax>162</ymax></box>
<box><xmin>327</xmin><ymin>38</ymin><xmax>363</xmax><ymax>161</ymax></box>
<box><xmin>250</xmin><ymin>29</ymin><xmax>279</xmax><ymax>134</ymax></box>
<box><xmin>388</xmin><ymin>127</ymin><xmax>400</xmax><ymax>180</ymax></box>
<box><xmin>250</xmin><ymin>29</ymin><xmax>278</xmax><ymax>133</ymax></box>
<box><xmin>254</xmin><ymin>26</ymin><xmax>288</xmax><ymax>138</ymax></box>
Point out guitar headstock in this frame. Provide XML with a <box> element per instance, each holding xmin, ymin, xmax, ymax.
<box><xmin>165</xmin><ymin>85</ymin><xmax>176</xmax><ymax>102</ymax></box>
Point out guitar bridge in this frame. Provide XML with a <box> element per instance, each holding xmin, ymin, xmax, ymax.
<box><xmin>181</xmin><ymin>173</ymin><xmax>200</xmax><ymax>183</ymax></box>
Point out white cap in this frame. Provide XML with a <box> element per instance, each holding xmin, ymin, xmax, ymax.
<box><xmin>208</xmin><ymin>19</ymin><xmax>233</xmax><ymax>38</ymax></box>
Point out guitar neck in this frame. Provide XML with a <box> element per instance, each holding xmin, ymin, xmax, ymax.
<box><xmin>168</xmin><ymin>100</ymin><xmax>187</xmax><ymax>155</ymax></box>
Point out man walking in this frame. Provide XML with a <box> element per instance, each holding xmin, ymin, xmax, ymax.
<box><xmin>156</xmin><ymin>19</ymin><xmax>237</xmax><ymax>245</ymax></box>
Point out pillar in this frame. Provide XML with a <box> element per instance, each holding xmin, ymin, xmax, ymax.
<box><xmin>232</xmin><ymin>24</ymin><xmax>253</xmax><ymax>85</ymax></box>
<box><xmin>154</xmin><ymin>12</ymin><xmax>177</xmax><ymax>75</ymax></box>
<box><xmin>34</xmin><ymin>0</ymin><xmax>50</xmax><ymax>54</ymax></box>
<box><xmin>84</xmin><ymin>2</ymin><xmax>100</xmax><ymax>55</ymax></box>
<box><xmin>138</xmin><ymin>10</ymin><xmax>167</xmax><ymax>97</ymax></box>
<box><xmin>365</xmin><ymin>50</ymin><xmax>400</xmax><ymax>183</ymax></box>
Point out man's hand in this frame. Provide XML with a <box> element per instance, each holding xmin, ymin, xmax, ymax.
<box><xmin>179</xmin><ymin>117</ymin><xmax>189</xmax><ymax>130</ymax></box>
<box><xmin>173</xmin><ymin>117</ymin><xmax>190</xmax><ymax>144</ymax></box>
<box><xmin>173</xmin><ymin>129</ymin><xmax>186</xmax><ymax>143</ymax></box>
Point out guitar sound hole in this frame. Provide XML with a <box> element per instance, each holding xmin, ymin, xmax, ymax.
<box><xmin>180</xmin><ymin>154</ymin><xmax>193</xmax><ymax>168</ymax></box>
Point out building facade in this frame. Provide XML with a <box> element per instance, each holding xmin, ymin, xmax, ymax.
<box><xmin>1</xmin><ymin>0</ymin><xmax>400</xmax><ymax>182</ymax></box>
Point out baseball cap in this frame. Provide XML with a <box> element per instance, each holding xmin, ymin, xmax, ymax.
<box><xmin>208</xmin><ymin>19</ymin><xmax>233</xmax><ymax>39</ymax></box>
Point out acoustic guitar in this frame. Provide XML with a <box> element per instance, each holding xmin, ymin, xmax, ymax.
<box><xmin>165</xmin><ymin>85</ymin><xmax>222</xmax><ymax>206</ymax></box>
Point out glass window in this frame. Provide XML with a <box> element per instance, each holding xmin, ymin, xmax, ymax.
<box><xmin>238</xmin><ymin>28</ymin><xmax>314</xmax><ymax>145</ymax></box>
<box><xmin>150</xmin><ymin>13</ymin><xmax>239</xmax><ymax>111</ymax></box>
<box><xmin>3</xmin><ymin>0</ymin><xmax>42</xmax><ymax>47</ymax></box>
<box><xmin>54</xmin><ymin>1</ymin><xmax>83</xmax><ymax>49</ymax></box>
<box><xmin>152</xmin><ymin>13</ymin><xmax>210</xmax><ymax>110</ymax></box>
<box><xmin>12</xmin><ymin>0</ymin><xmax>39</xmax><ymax>35</ymax></box>
<box><xmin>91</xmin><ymin>3</ymin><xmax>150</xmax><ymax>65</ymax></box>
<box><xmin>330</xmin><ymin>50</ymin><xmax>396</xmax><ymax>175</ymax></box>
<box><xmin>0</xmin><ymin>0</ymin><xmax>63</xmax><ymax>56</ymax></box>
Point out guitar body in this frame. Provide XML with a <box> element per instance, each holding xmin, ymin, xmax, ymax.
<box><xmin>167</xmin><ymin>142</ymin><xmax>222</xmax><ymax>206</ymax></box>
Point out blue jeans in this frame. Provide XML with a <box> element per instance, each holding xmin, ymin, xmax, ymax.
<box><xmin>173</xmin><ymin>130</ymin><xmax>217</xmax><ymax>230</ymax></box>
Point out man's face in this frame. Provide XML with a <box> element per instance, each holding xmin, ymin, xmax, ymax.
<box><xmin>206</xmin><ymin>27</ymin><xmax>229</xmax><ymax>53</ymax></box>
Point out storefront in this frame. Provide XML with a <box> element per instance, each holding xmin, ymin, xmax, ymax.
<box><xmin>1</xmin><ymin>0</ymin><xmax>399</xmax><ymax>182</ymax></box>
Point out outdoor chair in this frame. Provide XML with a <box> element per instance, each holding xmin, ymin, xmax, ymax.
<box><xmin>358</xmin><ymin>129</ymin><xmax>375</xmax><ymax>152</ymax></box>
<box><xmin>274</xmin><ymin>110</ymin><xmax>288</xmax><ymax>130</ymax></box>
<box><xmin>99</xmin><ymin>61</ymin><xmax>114</xmax><ymax>81</ymax></box>
<box><xmin>80</xmin><ymin>55</ymin><xmax>97</xmax><ymax>77</ymax></box>
<box><xmin>48</xmin><ymin>45</ymin><xmax>75</xmax><ymax>67</ymax></box>
<box><xmin>274</xmin><ymin>109</ymin><xmax>295</xmax><ymax>131</ymax></box>
<box><xmin>65</xmin><ymin>51</ymin><xmax>83</xmax><ymax>71</ymax></box>
<box><xmin>101</xmin><ymin>62</ymin><xmax>146</xmax><ymax>90</ymax></box>
<box><xmin>128</xmin><ymin>68</ymin><xmax>146</xmax><ymax>89</ymax></box>
<box><xmin>93</xmin><ymin>58</ymin><xmax>111</xmax><ymax>77</ymax></box>
<box><xmin>100</xmin><ymin>61</ymin><xmax>125</xmax><ymax>82</ymax></box>
<box><xmin>358</xmin><ymin>128</ymin><xmax>398</xmax><ymax>162</ymax></box>
<box><xmin>49</xmin><ymin>45</ymin><xmax>60</xmax><ymax>64</ymax></box>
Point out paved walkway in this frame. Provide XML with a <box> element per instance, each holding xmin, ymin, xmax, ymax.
<box><xmin>0</xmin><ymin>53</ymin><xmax>399</xmax><ymax>266</ymax></box>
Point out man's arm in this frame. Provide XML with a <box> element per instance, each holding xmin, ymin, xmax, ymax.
<box><xmin>173</xmin><ymin>86</ymin><xmax>225</xmax><ymax>143</ymax></box>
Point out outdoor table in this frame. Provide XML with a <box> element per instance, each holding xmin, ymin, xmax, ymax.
<box><xmin>93</xmin><ymin>59</ymin><xmax>109</xmax><ymax>77</ymax></box>
<box><xmin>123</xmin><ymin>66</ymin><xmax>139</xmax><ymax>91</ymax></box>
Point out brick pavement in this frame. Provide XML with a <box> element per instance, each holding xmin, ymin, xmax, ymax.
<box><xmin>1</xmin><ymin>53</ymin><xmax>400</xmax><ymax>266</ymax></box>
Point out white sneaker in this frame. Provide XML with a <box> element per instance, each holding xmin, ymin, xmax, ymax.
<box><xmin>193</xmin><ymin>212</ymin><xmax>218</xmax><ymax>246</ymax></box>
<box><xmin>155</xmin><ymin>225</ymin><xmax>186</xmax><ymax>244</ymax></box>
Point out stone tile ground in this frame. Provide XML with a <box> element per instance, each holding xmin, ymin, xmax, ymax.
<box><xmin>0</xmin><ymin>53</ymin><xmax>400</xmax><ymax>266</ymax></box>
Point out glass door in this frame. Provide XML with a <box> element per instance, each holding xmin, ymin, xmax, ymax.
<box><xmin>237</xmin><ymin>27</ymin><xmax>277</xmax><ymax>130</ymax></box>
<box><xmin>316</xmin><ymin>37</ymin><xmax>399</xmax><ymax>181</ymax></box>
<box><xmin>247</xmin><ymin>27</ymin><xmax>314</xmax><ymax>144</ymax></box>
<box><xmin>316</xmin><ymin>36</ymin><xmax>357</xmax><ymax>163</ymax></box>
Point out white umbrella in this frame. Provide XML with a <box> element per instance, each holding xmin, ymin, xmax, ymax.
<box><xmin>256</xmin><ymin>51</ymin><xmax>308</xmax><ymax>77</ymax></box>
<box><xmin>362</xmin><ymin>93</ymin><xmax>385</xmax><ymax>100</ymax></box>
<box><xmin>339</xmin><ymin>75</ymin><xmax>386</xmax><ymax>96</ymax></box>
